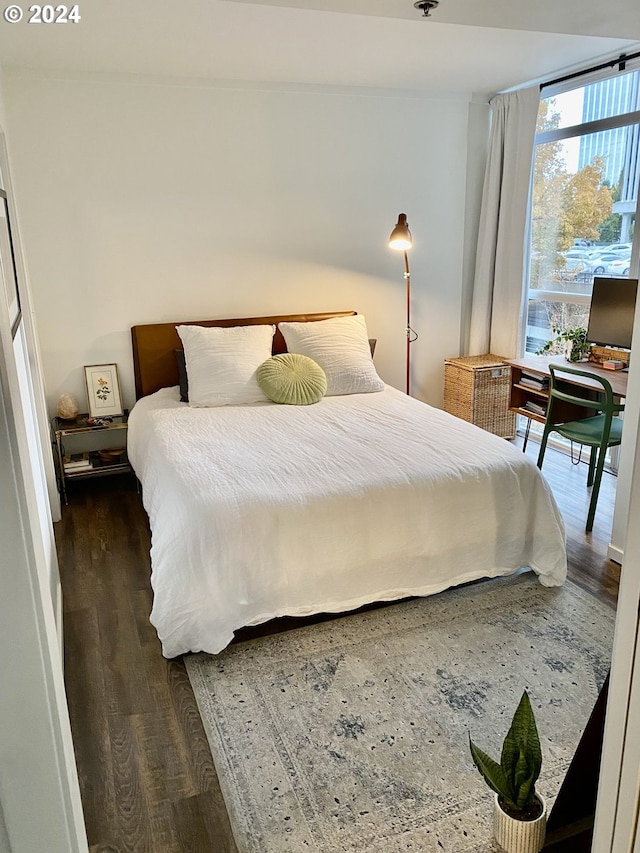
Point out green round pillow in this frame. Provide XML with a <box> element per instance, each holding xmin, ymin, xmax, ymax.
<box><xmin>257</xmin><ymin>353</ymin><xmax>327</xmax><ymax>405</ymax></box>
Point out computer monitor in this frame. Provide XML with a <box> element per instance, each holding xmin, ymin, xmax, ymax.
<box><xmin>587</xmin><ymin>276</ymin><xmax>638</xmax><ymax>350</ymax></box>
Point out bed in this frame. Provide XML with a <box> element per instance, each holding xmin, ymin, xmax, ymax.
<box><xmin>128</xmin><ymin>311</ymin><xmax>567</xmax><ymax>658</ymax></box>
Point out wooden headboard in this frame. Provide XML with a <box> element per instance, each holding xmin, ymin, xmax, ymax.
<box><xmin>131</xmin><ymin>311</ymin><xmax>357</xmax><ymax>399</ymax></box>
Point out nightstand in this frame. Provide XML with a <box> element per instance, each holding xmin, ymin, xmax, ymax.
<box><xmin>52</xmin><ymin>412</ymin><xmax>132</xmax><ymax>504</ymax></box>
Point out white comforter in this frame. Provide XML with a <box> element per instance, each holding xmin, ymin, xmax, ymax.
<box><xmin>128</xmin><ymin>385</ymin><xmax>566</xmax><ymax>657</ymax></box>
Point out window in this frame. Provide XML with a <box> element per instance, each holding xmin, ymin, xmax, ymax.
<box><xmin>526</xmin><ymin>68</ymin><xmax>640</xmax><ymax>357</ymax></box>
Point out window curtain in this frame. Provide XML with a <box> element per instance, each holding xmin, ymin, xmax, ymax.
<box><xmin>469</xmin><ymin>85</ymin><xmax>540</xmax><ymax>358</ymax></box>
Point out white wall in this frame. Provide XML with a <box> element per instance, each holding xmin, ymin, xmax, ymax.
<box><xmin>3</xmin><ymin>71</ymin><xmax>478</xmax><ymax>412</ymax></box>
<box><xmin>0</xmin><ymin>69</ymin><xmax>88</xmax><ymax>853</ymax></box>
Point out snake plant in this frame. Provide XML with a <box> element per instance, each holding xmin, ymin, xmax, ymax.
<box><xmin>469</xmin><ymin>690</ymin><xmax>542</xmax><ymax>815</ymax></box>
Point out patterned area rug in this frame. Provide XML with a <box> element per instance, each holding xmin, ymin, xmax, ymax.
<box><xmin>185</xmin><ymin>574</ymin><xmax>615</xmax><ymax>852</ymax></box>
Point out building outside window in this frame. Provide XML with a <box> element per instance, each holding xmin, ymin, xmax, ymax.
<box><xmin>579</xmin><ymin>73</ymin><xmax>639</xmax><ymax>245</ymax></box>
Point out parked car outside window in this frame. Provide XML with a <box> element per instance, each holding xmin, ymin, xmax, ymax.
<box><xmin>558</xmin><ymin>248</ymin><xmax>631</xmax><ymax>281</ymax></box>
<box><xmin>603</xmin><ymin>243</ymin><xmax>632</xmax><ymax>254</ymax></box>
<box><xmin>589</xmin><ymin>251</ymin><xmax>631</xmax><ymax>274</ymax></box>
<box><xmin>606</xmin><ymin>257</ymin><xmax>631</xmax><ymax>276</ymax></box>
<box><xmin>559</xmin><ymin>249</ymin><xmax>602</xmax><ymax>281</ymax></box>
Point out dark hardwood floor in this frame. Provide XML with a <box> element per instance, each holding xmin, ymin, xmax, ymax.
<box><xmin>55</xmin><ymin>438</ymin><xmax>620</xmax><ymax>852</ymax></box>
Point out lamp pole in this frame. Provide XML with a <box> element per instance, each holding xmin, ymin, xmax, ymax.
<box><xmin>388</xmin><ymin>214</ymin><xmax>415</xmax><ymax>396</ymax></box>
<box><xmin>403</xmin><ymin>249</ymin><xmax>411</xmax><ymax>396</ymax></box>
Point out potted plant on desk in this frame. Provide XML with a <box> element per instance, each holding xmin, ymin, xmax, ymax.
<box><xmin>469</xmin><ymin>690</ymin><xmax>547</xmax><ymax>853</ymax></box>
<box><xmin>537</xmin><ymin>326</ymin><xmax>589</xmax><ymax>363</ymax></box>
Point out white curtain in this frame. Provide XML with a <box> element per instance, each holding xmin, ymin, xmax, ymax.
<box><xmin>469</xmin><ymin>86</ymin><xmax>540</xmax><ymax>358</ymax></box>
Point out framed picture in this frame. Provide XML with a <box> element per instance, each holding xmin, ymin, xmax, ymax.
<box><xmin>84</xmin><ymin>363</ymin><xmax>123</xmax><ymax>418</ymax></box>
<box><xmin>0</xmin><ymin>189</ymin><xmax>21</xmax><ymax>338</ymax></box>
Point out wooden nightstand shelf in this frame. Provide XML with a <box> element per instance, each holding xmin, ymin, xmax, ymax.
<box><xmin>52</xmin><ymin>412</ymin><xmax>132</xmax><ymax>504</ymax></box>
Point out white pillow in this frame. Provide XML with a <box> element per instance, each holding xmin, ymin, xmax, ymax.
<box><xmin>279</xmin><ymin>314</ymin><xmax>384</xmax><ymax>396</ymax></box>
<box><xmin>176</xmin><ymin>324</ymin><xmax>275</xmax><ymax>407</ymax></box>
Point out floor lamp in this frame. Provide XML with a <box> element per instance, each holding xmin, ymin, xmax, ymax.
<box><xmin>388</xmin><ymin>213</ymin><xmax>416</xmax><ymax>395</ymax></box>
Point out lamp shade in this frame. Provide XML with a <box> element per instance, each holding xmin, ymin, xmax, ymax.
<box><xmin>388</xmin><ymin>213</ymin><xmax>412</xmax><ymax>251</ymax></box>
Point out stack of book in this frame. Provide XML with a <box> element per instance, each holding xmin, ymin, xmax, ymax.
<box><xmin>63</xmin><ymin>452</ymin><xmax>93</xmax><ymax>473</ymax></box>
<box><xmin>522</xmin><ymin>400</ymin><xmax>547</xmax><ymax>418</ymax></box>
<box><xmin>518</xmin><ymin>370</ymin><xmax>549</xmax><ymax>391</ymax></box>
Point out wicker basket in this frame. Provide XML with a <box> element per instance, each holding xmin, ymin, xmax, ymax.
<box><xmin>443</xmin><ymin>354</ymin><xmax>516</xmax><ymax>438</ymax></box>
<box><xmin>588</xmin><ymin>345</ymin><xmax>630</xmax><ymax>367</ymax></box>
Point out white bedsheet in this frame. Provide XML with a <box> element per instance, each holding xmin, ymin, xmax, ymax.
<box><xmin>128</xmin><ymin>385</ymin><xmax>566</xmax><ymax>657</ymax></box>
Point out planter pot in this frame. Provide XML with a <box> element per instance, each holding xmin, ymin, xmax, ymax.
<box><xmin>564</xmin><ymin>341</ymin><xmax>589</xmax><ymax>363</ymax></box>
<box><xmin>493</xmin><ymin>793</ymin><xmax>547</xmax><ymax>853</ymax></box>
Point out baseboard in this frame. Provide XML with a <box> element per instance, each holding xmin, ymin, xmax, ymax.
<box><xmin>607</xmin><ymin>542</ymin><xmax>624</xmax><ymax>564</ymax></box>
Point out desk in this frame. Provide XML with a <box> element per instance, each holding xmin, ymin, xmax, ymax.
<box><xmin>505</xmin><ymin>355</ymin><xmax>628</xmax><ymax>449</ymax></box>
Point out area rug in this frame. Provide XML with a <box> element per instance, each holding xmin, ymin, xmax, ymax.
<box><xmin>185</xmin><ymin>574</ymin><xmax>615</xmax><ymax>852</ymax></box>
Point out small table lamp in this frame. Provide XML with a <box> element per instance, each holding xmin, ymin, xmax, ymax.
<box><xmin>388</xmin><ymin>213</ymin><xmax>417</xmax><ymax>395</ymax></box>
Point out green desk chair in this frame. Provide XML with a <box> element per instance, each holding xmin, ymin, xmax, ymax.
<box><xmin>537</xmin><ymin>364</ymin><xmax>625</xmax><ymax>532</ymax></box>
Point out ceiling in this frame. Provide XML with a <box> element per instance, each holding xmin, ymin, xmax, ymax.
<box><xmin>0</xmin><ymin>0</ymin><xmax>638</xmax><ymax>96</ymax></box>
